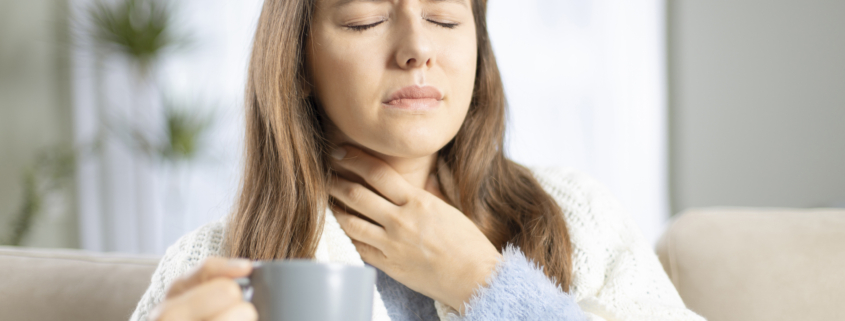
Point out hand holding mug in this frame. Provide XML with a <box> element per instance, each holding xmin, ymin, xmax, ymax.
<box><xmin>149</xmin><ymin>257</ymin><xmax>257</xmax><ymax>321</ymax></box>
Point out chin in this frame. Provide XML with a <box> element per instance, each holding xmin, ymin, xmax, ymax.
<box><xmin>333</xmin><ymin>115</ymin><xmax>463</xmax><ymax>160</ymax></box>
<box><xmin>360</xmin><ymin>131</ymin><xmax>451</xmax><ymax>159</ymax></box>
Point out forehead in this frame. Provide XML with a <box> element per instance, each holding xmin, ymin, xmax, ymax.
<box><xmin>329</xmin><ymin>0</ymin><xmax>469</xmax><ymax>8</ymax></box>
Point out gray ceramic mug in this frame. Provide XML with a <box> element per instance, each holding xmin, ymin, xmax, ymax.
<box><xmin>234</xmin><ymin>260</ymin><xmax>376</xmax><ymax>321</ymax></box>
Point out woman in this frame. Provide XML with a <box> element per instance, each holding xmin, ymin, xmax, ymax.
<box><xmin>132</xmin><ymin>0</ymin><xmax>704</xmax><ymax>320</ymax></box>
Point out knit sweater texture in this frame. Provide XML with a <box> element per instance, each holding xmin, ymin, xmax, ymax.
<box><xmin>130</xmin><ymin>166</ymin><xmax>705</xmax><ymax>321</ymax></box>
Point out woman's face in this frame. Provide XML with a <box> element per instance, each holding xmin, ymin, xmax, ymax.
<box><xmin>306</xmin><ymin>0</ymin><xmax>477</xmax><ymax>159</ymax></box>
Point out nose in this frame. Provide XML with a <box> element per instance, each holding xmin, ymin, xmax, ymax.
<box><xmin>394</xmin><ymin>11</ymin><xmax>435</xmax><ymax>70</ymax></box>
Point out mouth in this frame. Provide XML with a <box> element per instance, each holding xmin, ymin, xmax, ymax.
<box><xmin>383</xmin><ymin>85</ymin><xmax>443</xmax><ymax>110</ymax></box>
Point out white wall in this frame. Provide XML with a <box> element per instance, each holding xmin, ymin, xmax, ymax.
<box><xmin>669</xmin><ymin>0</ymin><xmax>845</xmax><ymax>213</ymax></box>
<box><xmin>490</xmin><ymin>0</ymin><xmax>669</xmax><ymax>245</ymax></box>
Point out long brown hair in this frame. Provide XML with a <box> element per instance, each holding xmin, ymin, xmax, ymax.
<box><xmin>227</xmin><ymin>0</ymin><xmax>574</xmax><ymax>291</ymax></box>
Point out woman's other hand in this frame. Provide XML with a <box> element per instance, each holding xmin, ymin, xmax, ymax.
<box><xmin>149</xmin><ymin>257</ymin><xmax>257</xmax><ymax>321</ymax></box>
<box><xmin>328</xmin><ymin>145</ymin><xmax>503</xmax><ymax>315</ymax></box>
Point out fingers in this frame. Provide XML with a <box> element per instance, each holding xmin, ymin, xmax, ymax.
<box><xmin>152</xmin><ymin>278</ymin><xmax>244</xmax><ymax>321</ymax></box>
<box><xmin>350</xmin><ymin>238</ymin><xmax>387</xmax><ymax>267</ymax></box>
<box><xmin>207</xmin><ymin>302</ymin><xmax>258</xmax><ymax>321</ymax></box>
<box><xmin>332</xmin><ymin>206</ymin><xmax>390</xmax><ymax>252</ymax></box>
<box><xmin>166</xmin><ymin>257</ymin><xmax>252</xmax><ymax>299</ymax></box>
<box><xmin>330</xmin><ymin>176</ymin><xmax>397</xmax><ymax>228</ymax></box>
<box><xmin>330</xmin><ymin>145</ymin><xmax>412</xmax><ymax>205</ymax></box>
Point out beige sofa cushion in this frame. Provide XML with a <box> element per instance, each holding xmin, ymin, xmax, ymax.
<box><xmin>656</xmin><ymin>208</ymin><xmax>845</xmax><ymax>321</ymax></box>
<box><xmin>0</xmin><ymin>246</ymin><xmax>159</xmax><ymax>321</ymax></box>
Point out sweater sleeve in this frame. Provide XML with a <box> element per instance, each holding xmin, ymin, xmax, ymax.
<box><xmin>433</xmin><ymin>167</ymin><xmax>705</xmax><ymax>321</ymax></box>
<box><xmin>129</xmin><ymin>220</ymin><xmax>227</xmax><ymax>321</ymax></box>
<box><xmin>530</xmin><ymin>167</ymin><xmax>706</xmax><ymax>321</ymax></box>
<box><xmin>440</xmin><ymin>243</ymin><xmax>588</xmax><ymax>321</ymax></box>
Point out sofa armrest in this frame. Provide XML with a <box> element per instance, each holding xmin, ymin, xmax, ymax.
<box><xmin>655</xmin><ymin>207</ymin><xmax>845</xmax><ymax>321</ymax></box>
<box><xmin>0</xmin><ymin>246</ymin><xmax>160</xmax><ymax>321</ymax></box>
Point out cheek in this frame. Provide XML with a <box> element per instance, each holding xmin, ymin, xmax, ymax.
<box><xmin>310</xmin><ymin>32</ymin><xmax>385</xmax><ymax>120</ymax></box>
<box><xmin>442</xmin><ymin>30</ymin><xmax>478</xmax><ymax>119</ymax></box>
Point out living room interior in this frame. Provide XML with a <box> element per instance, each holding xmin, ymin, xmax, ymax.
<box><xmin>1</xmin><ymin>0</ymin><xmax>843</xmax><ymax>320</ymax></box>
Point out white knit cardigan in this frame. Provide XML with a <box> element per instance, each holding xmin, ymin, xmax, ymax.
<box><xmin>130</xmin><ymin>166</ymin><xmax>704</xmax><ymax>321</ymax></box>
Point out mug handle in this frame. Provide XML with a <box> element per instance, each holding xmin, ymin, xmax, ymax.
<box><xmin>234</xmin><ymin>277</ymin><xmax>254</xmax><ymax>302</ymax></box>
<box><xmin>234</xmin><ymin>261</ymin><xmax>262</xmax><ymax>302</ymax></box>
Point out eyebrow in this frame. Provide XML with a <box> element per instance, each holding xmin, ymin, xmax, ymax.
<box><xmin>333</xmin><ymin>0</ymin><xmax>468</xmax><ymax>8</ymax></box>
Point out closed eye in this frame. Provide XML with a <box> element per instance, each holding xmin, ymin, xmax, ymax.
<box><xmin>427</xmin><ymin>19</ymin><xmax>459</xmax><ymax>29</ymax></box>
<box><xmin>346</xmin><ymin>19</ymin><xmax>459</xmax><ymax>32</ymax></box>
<box><xmin>346</xmin><ymin>20</ymin><xmax>386</xmax><ymax>32</ymax></box>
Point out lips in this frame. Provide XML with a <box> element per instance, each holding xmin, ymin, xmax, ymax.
<box><xmin>383</xmin><ymin>86</ymin><xmax>443</xmax><ymax>110</ymax></box>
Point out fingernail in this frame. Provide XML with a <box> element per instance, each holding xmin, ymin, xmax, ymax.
<box><xmin>330</xmin><ymin>147</ymin><xmax>347</xmax><ymax>160</ymax></box>
<box><xmin>229</xmin><ymin>259</ymin><xmax>251</xmax><ymax>269</ymax></box>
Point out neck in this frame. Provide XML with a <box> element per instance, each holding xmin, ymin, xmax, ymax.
<box><xmin>323</xmin><ymin>121</ymin><xmax>440</xmax><ymax>192</ymax></box>
<box><xmin>365</xmin><ymin>149</ymin><xmax>438</xmax><ymax>191</ymax></box>
<box><xmin>335</xmin><ymin>142</ymin><xmax>450</xmax><ymax>205</ymax></box>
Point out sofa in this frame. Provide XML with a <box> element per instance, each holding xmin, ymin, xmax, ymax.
<box><xmin>1</xmin><ymin>207</ymin><xmax>843</xmax><ymax>320</ymax></box>
<box><xmin>655</xmin><ymin>207</ymin><xmax>845</xmax><ymax>321</ymax></box>
<box><xmin>0</xmin><ymin>246</ymin><xmax>159</xmax><ymax>320</ymax></box>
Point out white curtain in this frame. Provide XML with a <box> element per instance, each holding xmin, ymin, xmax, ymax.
<box><xmin>72</xmin><ymin>0</ymin><xmax>667</xmax><ymax>254</ymax></box>
<box><xmin>489</xmin><ymin>0</ymin><xmax>669</xmax><ymax>245</ymax></box>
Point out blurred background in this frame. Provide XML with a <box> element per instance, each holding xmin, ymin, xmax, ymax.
<box><xmin>0</xmin><ymin>0</ymin><xmax>843</xmax><ymax>255</ymax></box>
